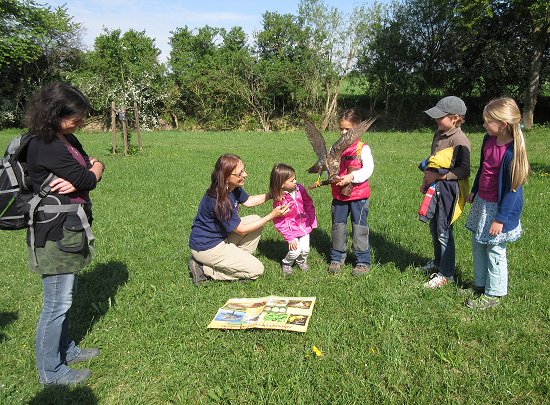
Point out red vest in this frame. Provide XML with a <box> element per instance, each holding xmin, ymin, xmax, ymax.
<box><xmin>331</xmin><ymin>140</ymin><xmax>371</xmax><ymax>201</ymax></box>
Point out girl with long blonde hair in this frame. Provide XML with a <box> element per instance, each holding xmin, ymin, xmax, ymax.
<box><xmin>465</xmin><ymin>97</ymin><xmax>529</xmax><ymax>309</ymax></box>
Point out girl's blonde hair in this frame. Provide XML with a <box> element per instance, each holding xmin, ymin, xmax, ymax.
<box><xmin>483</xmin><ymin>97</ymin><xmax>529</xmax><ymax>190</ymax></box>
<box><xmin>269</xmin><ymin>163</ymin><xmax>296</xmax><ymax>201</ymax></box>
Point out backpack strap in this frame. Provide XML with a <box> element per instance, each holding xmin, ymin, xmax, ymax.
<box><xmin>40</xmin><ymin>203</ymin><xmax>95</xmax><ymax>247</ymax></box>
<box><xmin>27</xmin><ymin>173</ymin><xmax>57</xmax><ymax>266</ymax></box>
<box><xmin>3</xmin><ymin>160</ymin><xmax>17</xmax><ymax>186</ymax></box>
<box><xmin>27</xmin><ymin>174</ymin><xmax>95</xmax><ymax>267</ymax></box>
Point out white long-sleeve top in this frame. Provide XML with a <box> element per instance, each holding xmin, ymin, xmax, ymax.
<box><xmin>350</xmin><ymin>144</ymin><xmax>374</xmax><ymax>183</ymax></box>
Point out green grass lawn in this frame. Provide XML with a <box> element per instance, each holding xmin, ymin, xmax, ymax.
<box><xmin>1</xmin><ymin>126</ymin><xmax>549</xmax><ymax>404</ymax></box>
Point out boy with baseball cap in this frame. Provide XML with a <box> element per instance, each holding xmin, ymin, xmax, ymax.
<box><xmin>420</xmin><ymin>96</ymin><xmax>471</xmax><ymax>288</ymax></box>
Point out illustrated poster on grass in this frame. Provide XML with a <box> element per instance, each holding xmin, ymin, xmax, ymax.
<box><xmin>208</xmin><ymin>296</ymin><xmax>316</xmax><ymax>333</ymax></box>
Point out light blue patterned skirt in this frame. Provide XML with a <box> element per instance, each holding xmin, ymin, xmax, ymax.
<box><xmin>466</xmin><ymin>196</ymin><xmax>522</xmax><ymax>245</ymax></box>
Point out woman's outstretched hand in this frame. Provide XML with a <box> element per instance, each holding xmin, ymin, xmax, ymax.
<box><xmin>272</xmin><ymin>203</ymin><xmax>290</xmax><ymax>218</ymax></box>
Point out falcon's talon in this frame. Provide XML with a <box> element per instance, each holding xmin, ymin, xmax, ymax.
<box><xmin>308</xmin><ymin>179</ymin><xmax>321</xmax><ymax>189</ymax></box>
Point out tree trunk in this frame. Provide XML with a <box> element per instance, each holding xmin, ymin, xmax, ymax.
<box><xmin>523</xmin><ymin>19</ymin><xmax>549</xmax><ymax>129</ymax></box>
<box><xmin>171</xmin><ymin>112</ymin><xmax>179</xmax><ymax>129</ymax></box>
<box><xmin>321</xmin><ymin>77</ymin><xmax>345</xmax><ymax>131</ymax></box>
<box><xmin>134</xmin><ymin>101</ymin><xmax>142</xmax><ymax>150</ymax></box>
<box><xmin>111</xmin><ymin>102</ymin><xmax>117</xmax><ymax>154</ymax></box>
<box><xmin>256</xmin><ymin>108</ymin><xmax>271</xmax><ymax>131</ymax></box>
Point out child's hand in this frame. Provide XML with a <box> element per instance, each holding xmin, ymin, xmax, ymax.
<box><xmin>420</xmin><ymin>177</ymin><xmax>431</xmax><ymax>193</ymax></box>
<box><xmin>289</xmin><ymin>239</ymin><xmax>298</xmax><ymax>250</ymax></box>
<box><xmin>423</xmin><ymin>171</ymin><xmax>445</xmax><ymax>186</ymax></box>
<box><xmin>335</xmin><ymin>173</ymin><xmax>353</xmax><ymax>187</ymax></box>
<box><xmin>466</xmin><ymin>192</ymin><xmax>475</xmax><ymax>203</ymax></box>
<box><xmin>489</xmin><ymin>220</ymin><xmax>503</xmax><ymax>236</ymax></box>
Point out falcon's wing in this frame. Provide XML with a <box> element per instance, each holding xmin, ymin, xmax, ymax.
<box><xmin>328</xmin><ymin>116</ymin><xmax>378</xmax><ymax>163</ymax></box>
<box><xmin>303</xmin><ymin>116</ymin><xmax>327</xmax><ymax>169</ymax></box>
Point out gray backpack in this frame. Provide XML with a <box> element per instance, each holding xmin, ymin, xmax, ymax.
<box><xmin>0</xmin><ymin>133</ymin><xmax>94</xmax><ymax>265</ymax></box>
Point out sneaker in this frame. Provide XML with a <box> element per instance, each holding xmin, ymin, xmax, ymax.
<box><xmin>352</xmin><ymin>263</ymin><xmax>370</xmax><ymax>276</ymax></box>
<box><xmin>457</xmin><ymin>285</ymin><xmax>484</xmax><ymax>297</ymax></box>
<box><xmin>465</xmin><ymin>294</ymin><xmax>501</xmax><ymax>309</ymax></box>
<box><xmin>419</xmin><ymin>260</ymin><xmax>438</xmax><ymax>274</ymax></box>
<box><xmin>281</xmin><ymin>263</ymin><xmax>293</xmax><ymax>275</ymax></box>
<box><xmin>66</xmin><ymin>348</ymin><xmax>100</xmax><ymax>365</ymax></box>
<box><xmin>328</xmin><ymin>262</ymin><xmax>342</xmax><ymax>274</ymax></box>
<box><xmin>46</xmin><ymin>369</ymin><xmax>91</xmax><ymax>385</ymax></box>
<box><xmin>188</xmin><ymin>258</ymin><xmax>209</xmax><ymax>285</ymax></box>
<box><xmin>424</xmin><ymin>272</ymin><xmax>454</xmax><ymax>289</ymax></box>
<box><xmin>297</xmin><ymin>262</ymin><xmax>309</xmax><ymax>271</ymax></box>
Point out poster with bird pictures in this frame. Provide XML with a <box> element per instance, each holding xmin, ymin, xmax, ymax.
<box><xmin>208</xmin><ymin>296</ymin><xmax>316</xmax><ymax>333</ymax></box>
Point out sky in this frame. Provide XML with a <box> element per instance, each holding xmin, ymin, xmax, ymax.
<box><xmin>43</xmin><ymin>1</ymin><xmax>373</xmax><ymax>62</ymax></box>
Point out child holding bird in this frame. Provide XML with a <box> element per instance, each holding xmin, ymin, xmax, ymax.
<box><xmin>303</xmin><ymin>109</ymin><xmax>375</xmax><ymax>276</ymax></box>
<box><xmin>327</xmin><ymin>109</ymin><xmax>375</xmax><ymax>276</ymax></box>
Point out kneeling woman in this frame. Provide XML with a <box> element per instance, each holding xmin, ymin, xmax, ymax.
<box><xmin>188</xmin><ymin>154</ymin><xmax>289</xmax><ymax>284</ymax></box>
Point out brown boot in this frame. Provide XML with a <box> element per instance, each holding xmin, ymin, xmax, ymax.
<box><xmin>352</xmin><ymin>263</ymin><xmax>370</xmax><ymax>276</ymax></box>
<box><xmin>188</xmin><ymin>258</ymin><xmax>209</xmax><ymax>285</ymax></box>
<box><xmin>328</xmin><ymin>262</ymin><xmax>342</xmax><ymax>274</ymax></box>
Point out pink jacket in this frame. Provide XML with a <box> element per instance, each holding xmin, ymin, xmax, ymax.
<box><xmin>272</xmin><ymin>183</ymin><xmax>317</xmax><ymax>242</ymax></box>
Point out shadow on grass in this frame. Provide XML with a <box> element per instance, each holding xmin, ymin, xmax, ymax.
<box><xmin>310</xmin><ymin>228</ymin><xmax>332</xmax><ymax>262</ymax></box>
<box><xmin>257</xmin><ymin>238</ymin><xmax>288</xmax><ymax>263</ymax></box>
<box><xmin>0</xmin><ymin>311</ymin><xmax>18</xmax><ymax>342</ymax></box>
<box><xmin>71</xmin><ymin>260</ymin><xmax>128</xmax><ymax>343</ymax></box>
<box><xmin>530</xmin><ymin>162</ymin><xmax>550</xmax><ymax>176</ymax></box>
<box><xmin>259</xmin><ymin>228</ymin><xmax>426</xmax><ymax>272</ymax></box>
<box><xmin>258</xmin><ymin>228</ymin><xmax>333</xmax><ymax>264</ymax></box>
<box><xmin>29</xmin><ymin>385</ymin><xmax>97</xmax><ymax>405</ymax></box>
<box><xmin>309</xmin><ymin>227</ymin><xmax>426</xmax><ymax>271</ymax></box>
<box><xmin>370</xmin><ymin>230</ymin><xmax>426</xmax><ymax>272</ymax></box>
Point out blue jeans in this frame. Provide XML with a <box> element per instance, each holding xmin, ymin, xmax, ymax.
<box><xmin>36</xmin><ymin>273</ymin><xmax>82</xmax><ymax>384</ymax></box>
<box><xmin>472</xmin><ymin>239</ymin><xmax>508</xmax><ymax>296</ymax></box>
<box><xmin>330</xmin><ymin>198</ymin><xmax>371</xmax><ymax>265</ymax></box>
<box><xmin>429</xmin><ymin>213</ymin><xmax>455</xmax><ymax>278</ymax></box>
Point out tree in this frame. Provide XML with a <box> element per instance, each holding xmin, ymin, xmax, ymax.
<box><xmin>520</xmin><ymin>0</ymin><xmax>549</xmax><ymax>128</ymax></box>
<box><xmin>169</xmin><ymin>26</ymin><xmax>255</xmax><ymax>129</ymax></box>
<box><xmin>298</xmin><ymin>0</ymin><xmax>382</xmax><ymax>129</ymax></box>
<box><xmin>356</xmin><ymin>0</ymin><xmax>470</xmax><ymax>127</ymax></box>
<box><xmin>453</xmin><ymin>0</ymin><xmax>548</xmax><ymax>126</ymax></box>
<box><xmin>0</xmin><ymin>0</ymin><xmax>83</xmax><ymax>127</ymax></box>
<box><xmin>68</xmin><ymin>29</ymin><xmax>166</xmax><ymax>129</ymax></box>
<box><xmin>357</xmin><ymin>4</ymin><xmax>412</xmax><ymax>118</ymax></box>
<box><xmin>359</xmin><ymin>0</ymin><xmax>549</xmax><ymax>127</ymax></box>
<box><xmin>255</xmin><ymin>11</ymin><xmax>320</xmax><ymax>128</ymax></box>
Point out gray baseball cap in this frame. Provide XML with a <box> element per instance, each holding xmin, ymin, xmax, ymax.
<box><xmin>425</xmin><ymin>96</ymin><xmax>467</xmax><ymax>118</ymax></box>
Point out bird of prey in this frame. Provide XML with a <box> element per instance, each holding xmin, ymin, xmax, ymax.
<box><xmin>303</xmin><ymin>115</ymin><xmax>377</xmax><ymax>191</ymax></box>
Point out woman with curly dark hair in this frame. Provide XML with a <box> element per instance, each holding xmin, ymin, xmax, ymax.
<box><xmin>188</xmin><ymin>154</ymin><xmax>289</xmax><ymax>284</ymax></box>
<box><xmin>25</xmin><ymin>82</ymin><xmax>105</xmax><ymax>385</ymax></box>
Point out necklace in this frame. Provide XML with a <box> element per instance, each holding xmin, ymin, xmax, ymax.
<box><xmin>58</xmin><ymin>134</ymin><xmax>84</xmax><ymax>162</ymax></box>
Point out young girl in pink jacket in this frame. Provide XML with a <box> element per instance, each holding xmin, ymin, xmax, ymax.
<box><xmin>269</xmin><ymin>163</ymin><xmax>318</xmax><ymax>275</ymax></box>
